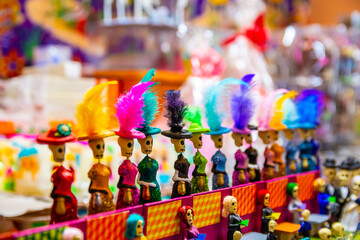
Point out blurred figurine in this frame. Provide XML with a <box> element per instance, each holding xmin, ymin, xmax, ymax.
<box><xmin>115</xmin><ymin>82</ymin><xmax>153</xmax><ymax>209</ymax></box>
<box><xmin>36</xmin><ymin>124</ymin><xmax>78</xmax><ymax>224</ymax></box>
<box><xmin>313</xmin><ymin>178</ymin><xmax>330</xmax><ymax>215</ymax></box>
<box><xmin>184</xmin><ymin>107</ymin><xmax>210</xmax><ymax>193</ymax></box>
<box><xmin>161</xmin><ymin>90</ymin><xmax>193</xmax><ymax>198</ymax></box>
<box><xmin>334</xmin><ymin>160</ymin><xmax>353</xmax><ymax>219</ymax></box>
<box><xmin>178</xmin><ymin>206</ymin><xmax>200</xmax><ymax>240</ymax></box>
<box><xmin>222</xmin><ymin>196</ymin><xmax>245</xmax><ymax>240</ymax></box>
<box><xmin>136</xmin><ymin>70</ymin><xmax>162</xmax><ymax>204</ymax></box>
<box><xmin>267</xmin><ymin>220</ymin><xmax>277</xmax><ymax>240</ymax></box>
<box><xmin>125</xmin><ymin>214</ymin><xmax>147</xmax><ymax>240</ymax></box>
<box><xmin>258</xmin><ymin>189</ymin><xmax>280</xmax><ymax>234</ymax></box>
<box><xmin>318</xmin><ymin>228</ymin><xmax>332</xmax><ymax>240</ymax></box>
<box><xmin>341</xmin><ymin>176</ymin><xmax>360</xmax><ymax>232</ymax></box>
<box><xmin>298</xmin><ymin>209</ymin><xmax>311</xmax><ymax>238</ymax></box>
<box><xmin>245</xmin><ymin>126</ymin><xmax>261</xmax><ymax>182</ymax></box>
<box><xmin>287</xmin><ymin>182</ymin><xmax>304</xmax><ymax>224</ymax></box>
<box><xmin>323</xmin><ymin>159</ymin><xmax>337</xmax><ymax>196</ymax></box>
<box><xmin>76</xmin><ymin>81</ymin><xmax>116</xmax><ymax>215</ymax></box>
<box><xmin>328</xmin><ymin>201</ymin><xmax>341</xmax><ymax>226</ymax></box>
<box><xmin>63</xmin><ymin>227</ymin><xmax>84</xmax><ymax>240</ymax></box>
<box><xmin>331</xmin><ymin>222</ymin><xmax>346</xmax><ymax>240</ymax></box>
<box><xmin>230</xmin><ymin>74</ymin><xmax>256</xmax><ymax>186</ymax></box>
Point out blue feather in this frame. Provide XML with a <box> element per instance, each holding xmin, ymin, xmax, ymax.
<box><xmin>296</xmin><ymin>89</ymin><xmax>325</xmax><ymax>128</ymax></box>
<box><xmin>139</xmin><ymin>69</ymin><xmax>159</xmax><ymax>128</ymax></box>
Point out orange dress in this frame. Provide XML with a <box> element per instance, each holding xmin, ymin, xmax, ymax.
<box><xmin>270</xmin><ymin>143</ymin><xmax>286</xmax><ymax>177</ymax></box>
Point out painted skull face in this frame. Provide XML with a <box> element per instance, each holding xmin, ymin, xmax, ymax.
<box><xmin>230</xmin><ymin>198</ymin><xmax>237</xmax><ymax>214</ymax></box>
<box><xmin>352</xmin><ymin>178</ymin><xmax>360</xmax><ymax>194</ymax></box>
<box><xmin>316</xmin><ymin>179</ymin><xmax>326</xmax><ymax>193</ymax></box>
<box><xmin>138</xmin><ymin>135</ymin><xmax>153</xmax><ymax>155</ymax></box>
<box><xmin>264</xmin><ymin>193</ymin><xmax>270</xmax><ymax>207</ymax></box>
<box><xmin>136</xmin><ymin>220</ymin><xmax>143</xmax><ymax>237</ymax></box>
<box><xmin>231</xmin><ymin>132</ymin><xmax>243</xmax><ymax>147</ymax></box>
<box><xmin>258</xmin><ymin>131</ymin><xmax>272</xmax><ymax>145</ymax></box>
<box><xmin>292</xmin><ymin>186</ymin><xmax>299</xmax><ymax>199</ymax></box>
<box><xmin>211</xmin><ymin>134</ymin><xmax>223</xmax><ymax>149</ymax></box>
<box><xmin>190</xmin><ymin>133</ymin><xmax>203</xmax><ymax>149</ymax></box>
<box><xmin>283</xmin><ymin>129</ymin><xmax>295</xmax><ymax>140</ymax></box>
<box><xmin>118</xmin><ymin>137</ymin><xmax>134</xmax><ymax>158</ymax></box>
<box><xmin>298</xmin><ymin>128</ymin><xmax>311</xmax><ymax>139</ymax></box>
<box><xmin>268</xmin><ymin>220</ymin><xmax>277</xmax><ymax>232</ymax></box>
<box><xmin>318</xmin><ymin>228</ymin><xmax>331</xmax><ymax>240</ymax></box>
<box><xmin>270</xmin><ymin>131</ymin><xmax>279</xmax><ymax>141</ymax></box>
<box><xmin>171</xmin><ymin>138</ymin><xmax>186</xmax><ymax>153</ymax></box>
<box><xmin>49</xmin><ymin>144</ymin><xmax>65</xmax><ymax>163</ymax></box>
<box><xmin>337</xmin><ymin>169</ymin><xmax>352</xmax><ymax>186</ymax></box>
<box><xmin>186</xmin><ymin>209</ymin><xmax>194</xmax><ymax>225</ymax></box>
<box><xmin>89</xmin><ymin>138</ymin><xmax>105</xmax><ymax>159</ymax></box>
<box><xmin>332</xmin><ymin>222</ymin><xmax>345</xmax><ymax>237</ymax></box>
<box><xmin>324</xmin><ymin>168</ymin><xmax>336</xmax><ymax>181</ymax></box>
<box><xmin>242</xmin><ymin>133</ymin><xmax>252</xmax><ymax>144</ymax></box>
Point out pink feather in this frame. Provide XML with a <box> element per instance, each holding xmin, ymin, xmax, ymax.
<box><xmin>115</xmin><ymin>82</ymin><xmax>153</xmax><ymax>133</ymax></box>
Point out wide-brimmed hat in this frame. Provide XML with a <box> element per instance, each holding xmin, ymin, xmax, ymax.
<box><xmin>137</xmin><ymin>126</ymin><xmax>161</xmax><ymax>136</ymax></box>
<box><xmin>231</xmin><ymin>126</ymin><xmax>251</xmax><ymax>135</ymax></box>
<box><xmin>339</xmin><ymin>157</ymin><xmax>357</xmax><ymax>170</ymax></box>
<box><xmin>188</xmin><ymin>123</ymin><xmax>210</xmax><ymax>134</ymax></box>
<box><xmin>77</xmin><ymin>131</ymin><xmax>115</xmax><ymax>141</ymax></box>
<box><xmin>114</xmin><ymin>129</ymin><xmax>145</xmax><ymax>139</ymax></box>
<box><xmin>37</xmin><ymin>124</ymin><xmax>76</xmax><ymax>145</ymax></box>
<box><xmin>323</xmin><ymin>158</ymin><xmax>337</xmax><ymax>168</ymax></box>
<box><xmin>205</xmin><ymin>126</ymin><xmax>231</xmax><ymax>136</ymax></box>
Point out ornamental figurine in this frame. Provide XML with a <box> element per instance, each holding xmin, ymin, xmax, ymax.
<box><xmin>125</xmin><ymin>214</ymin><xmax>148</xmax><ymax>240</ymax></box>
<box><xmin>76</xmin><ymin>81</ymin><xmax>117</xmax><ymax>215</ymax></box>
<box><xmin>184</xmin><ymin>106</ymin><xmax>210</xmax><ymax>194</ymax></box>
<box><xmin>161</xmin><ymin>90</ymin><xmax>193</xmax><ymax>198</ymax></box>
<box><xmin>230</xmin><ymin>74</ymin><xmax>256</xmax><ymax>186</ymax></box>
<box><xmin>286</xmin><ymin>182</ymin><xmax>305</xmax><ymax>224</ymax></box>
<box><xmin>245</xmin><ymin>125</ymin><xmax>261</xmax><ymax>183</ymax></box>
<box><xmin>178</xmin><ymin>206</ymin><xmax>201</xmax><ymax>240</ymax></box>
<box><xmin>323</xmin><ymin>158</ymin><xmax>337</xmax><ymax>196</ymax></box>
<box><xmin>36</xmin><ymin>124</ymin><xmax>78</xmax><ymax>224</ymax></box>
<box><xmin>334</xmin><ymin>159</ymin><xmax>353</xmax><ymax>220</ymax></box>
<box><xmin>222</xmin><ymin>195</ymin><xmax>247</xmax><ymax>240</ymax></box>
<box><xmin>257</xmin><ymin>189</ymin><xmax>280</xmax><ymax>234</ymax></box>
<box><xmin>114</xmin><ymin>82</ymin><xmax>153</xmax><ymax>209</ymax></box>
<box><xmin>136</xmin><ymin>69</ymin><xmax>162</xmax><ymax>204</ymax></box>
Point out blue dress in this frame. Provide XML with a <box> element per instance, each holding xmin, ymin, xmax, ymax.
<box><xmin>298</xmin><ymin>221</ymin><xmax>312</xmax><ymax>237</ymax></box>
<box><xmin>298</xmin><ymin>140</ymin><xmax>316</xmax><ymax>172</ymax></box>
<box><xmin>211</xmin><ymin>150</ymin><xmax>229</xmax><ymax>190</ymax></box>
<box><xmin>286</xmin><ymin>141</ymin><xmax>298</xmax><ymax>174</ymax></box>
<box><xmin>318</xmin><ymin>192</ymin><xmax>330</xmax><ymax>215</ymax></box>
<box><xmin>310</xmin><ymin>138</ymin><xmax>320</xmax><ymax>169</ymax></box>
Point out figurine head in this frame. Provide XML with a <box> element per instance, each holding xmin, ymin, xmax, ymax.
<box><xmin>62</xmin><ymin>227</ymin><xmax>84</xmax><ymax>240</ymax></box>
<box><xmin>352</xmin><ymin>176</ymin><xmax>360</xmax><ymax>195</ymax></box>
<box><xmin>138</xmin><ymin>135</ymin><xmax>153</xmax><ymax>155</ymax></box>
<box><xmin>323</xmin><ymin>159</ymin><xmax>337</xmax><ymax>182</ymax></box>
<box><xmin>125</xmin><ymin>214</ymin><xmax>145</xmax><ymax>239</ymax></box>
<box><xmin>337</xmin><ymin>169</ymin><xmax>352</xmax><ymax>186</ymax></box>
<box><xmin>170</xmin><ymin>138</ymin><xmax>186</xmax><ymax>153</ymax></box>
<box><xmin>242</xmin><ymin>133</ymin><xmax>253</xmax><ymax>144</ymax></box>
<box><xmin>283</xmin><ymin>129</ymin><xmax>295</xmax><ymax>140</ymax></box>
<box><xmin>189</xmin><ymin>133</ymin><xmax>203</xmax><ymax>149</ymax></box>
<box><xmin>268</xmin><ymin>220</ymin><xmax>277</xmax><ymax>233</ymax></box>
<box><xmin>257</xmin><ymin>189</ymin><xmax>270</xmax><ymax>207</ymax></box>
<box><xmin>231</xmin><ymin>132</ymin><xmax>243</xmax><ymax>147</ymax></box>
<box><xmin>118</xmin><ymin>137</ymin><xmax>134</xmax><ymax>158</ymax></box>
<box><xmin>210</xmin><ymin>134</ymin><xmax>223</xmax><ymax>149</ymax></box>
<box><xmin>318</xmin><ymin>228</ymin><xmax>331</xmax><ymax>240</ymax></box>
<box><xmin>178</xmin><ymin>206</ymin><xmax>194</xmax><ymax>228</ymax></box>
<box><xmin>258</xmin><ymin>131</ymin><xmax>272</xmax><ymax>145</ymax></box>
<box><xmin>302</xmin><ymin>209</ymin><xmax>310</xmax><ymax>221</ymax></box>
<box><xmin>49</xmin><ymin>144</ymin><xmax>66</xmax><ymax>163</ymax></box>
<box><xmin>88</xmin><ymin>138</ymin><xmax>105</xmax><ymax>159</ymax></box>
<box><xmin>222</xmin><ymin>196</ymin><xmax>238</xmax><ymax>218</ymax></box>
<box><xmin>286</xmin><ymin>182</ymin><xmax>299</xmax><ymax>199</ymax></box>
<box><xmin>313</xmin><ymin>178</ymin><xmax>325</xmax><ymax>193</ymax></box>
<box><xmin>298</xmin><ymin>128</ymin><xmax>311</xmax><ymax>139</ymax></box>
<box><xmin>331</xmin><ymin>222</ymin><xmax>344</xmax><ymax>238</ymax></box>
<box><xmin>270</xmin><ymin>130</ymin><xmax>279</xmax><ymax>141</ymax></box>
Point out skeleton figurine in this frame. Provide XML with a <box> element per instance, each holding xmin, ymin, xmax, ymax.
<box><xmin>114</xmin><ymin>82</ymin><xmax>153</xmax><ymax>209</ymax></box>
<box><xmin>36</xmin><ymin>124</ymin><xmax>78</xmax><ymax>224</ymax></box>
<box><xmin>161</xmin><ymin>90</ymin><xmax>193</xmax><ymax>198</ymax></box>
<box><xmin>259</xmin><ymin>130</ymin><xmax>275</xmax><ymax>181</ymax></box>
<box><xmin>245</xmin><ymin>126</ymin><xmax>261</xmax><ymax>182</ymax></box>
<box><xmin>323</xmin><ymin>158</ymin><xmax>337</xmax><ymax>196</ymax></box>
<box><xmin>76</xmin><ymin>81</ymin><xmax>116</xmax><ymax>215</ymax></box>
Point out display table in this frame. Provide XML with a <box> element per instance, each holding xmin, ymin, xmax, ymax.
<box><xmin>300</xmin><ymin>213</ymin><xmax>329</xmax><ymax>236</ymax></box>
<box><xmin>242</xmin><ymin>232</ymin><xmax>267</xmax><ymax>240</ymax></box>
<box><xmin>275</xmin><ymin>222</ymin><xmax>301</xmax><ymax>240</ymax></box>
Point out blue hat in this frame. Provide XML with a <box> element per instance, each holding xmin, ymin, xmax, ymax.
<box><xmin>205</xmin><ymin>126</ymin><xmax>231</xmax><ymax>136</ymax></box>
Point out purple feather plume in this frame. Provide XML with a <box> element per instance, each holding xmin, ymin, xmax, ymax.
<box><xmin>231</xmin><ymin>89</ymin><xmax>255</xmax><ymax>130</ymax></box>
<box><xmin>164</xmin><ymin>90</ymin><xmax>187</xmax><ymax>132</ymax></box>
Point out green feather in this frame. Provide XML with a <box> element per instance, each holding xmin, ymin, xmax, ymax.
<box><xmin>184</xmin><ymin>106</ymin><xmax>203</xmax><ymax>127</ymax></box>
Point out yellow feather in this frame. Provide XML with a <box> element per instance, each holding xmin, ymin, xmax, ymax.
<box><xmin>269</xmin><ymin>90</ymin><xmax>297</xmax><ymax>130</ymax></box>
<box><xmin>75</xmin><ymin>81</ymin><xmax>117</xmax><ymax>137</ymax></box>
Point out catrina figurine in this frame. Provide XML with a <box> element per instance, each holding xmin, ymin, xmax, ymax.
<box><xmin>230</xmin><ymin>74</ymin><xmax>256</xmax><ymax>186</ymax></box>
<box><xmin>245</xmin><ymin>125</ymin><xmax>261</xmax><ymax>182</ymax></box>
<box><xmin>178</xmin><ymin>206</ymin><xmax>200</xmax><ymax>240</ymax></box>
<box><xmin>184</xmin><ymin>106</ymin><xmax>210</xmax><ymax>194</ymax></box>
<box><xmin>76</xmin><ymin>81</ymin><xmax>116</xmax><ymax>215</ymax></box>
<box><xmin>222</xmin><ymin>195</ymin><xmax>247</xmax><ymax>240</ymax></box>
<box><xmin>125</xmin><ymin>214</ymin><xmax>148</xmax><ymax>240</ymax></box>
<box><xmin>204</xmin><ymin>78</ymin><xmax>247</xmax><ymax>190</ymax></box>
<box><xmin>136</xmin><ymin>69</ymin><xmax>162</xmax><ymax>204</ymax></box>
<box><xmin>114</xmin><ymin>82</ymin><xmax>153</xmax><ymax>209</ymax></box>
<box><xmin>257</xmin><ymin>189</ymin><xmax>281</xmax><ymax>234</ymax></box>
<box><xmin>161</xmin><ymin>90</ymin><xmax>193</xmax><ymax>199</ymax></box>
<box><xmin>36</xmin><ymin>124</ymin><xmax>78</xmax><ymax>224</ymax></box>
<box><xmin>269</xmin><ymin>90</ymin><xmax>297</xmax><ymax>177</ymax></box>
<box><xmin>296</xmin><ymin>89</ymin><xmax>325</xmax><ymax>172</ymax></box>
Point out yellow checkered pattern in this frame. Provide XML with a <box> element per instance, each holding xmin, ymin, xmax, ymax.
<box><xmin>296</xmin><ymin>172</ymin><xmax>315</xmax><ymax>201</ymax></box>
<box><xmin>147</xmin><ymin>200</ymin><xmax>181</xmax><ymax>239</ymax></box>
<box><xmin>267</xmin><ymin>178</ymin><xmax>288</xmax><ymax>209</ymax></box>
<box><xmin>233</xmin><ymin>184</ymin><xmax>257</xmax><ymax>215</ymax></box>
<box><xmin>87</xmin><ymin>211</ymin><xmax>128</xmax><ymax>240</ymax></box>
<box><xmin>193</xmin><ymin>192</ymin><xmax>221</xmax><ymax>228</ymax></box>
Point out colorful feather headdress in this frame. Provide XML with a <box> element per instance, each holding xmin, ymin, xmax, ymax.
<box><xmin>161</xmin><ymin>90</ymin><xmax>193</xmax><ymax>139</ymax></box>
<box><xmin>76</xmin><ymin>81</ymin><xmax>117</xmax><ymax>140</ymax></box>
<box><xmin>184</xmin><ymin>106</ymin><xmax>210</xmax><ymax>133</ymax></box>
<box><xmin>204</xmin><ymin>77</ymin><xmax>250</xmax><ymax>135</ymax></box>
<box><xmin>114</xmin><ymin>82</ymin><xmax>153</xmax><ymax>139</ymax></box>
<box><xmin>296</xmin><ymin>89</ymin><xmax>325</xmax><ymax>129</ymax></box>
<box><xmin>269</xmin><ymin>90</ymin><xmax>298</xmax><ymax>131</ymax></box>
<box><xmin>137</xmin><ymin>69</ymin><xmax>161</xmax><ymax>136</ymax></box>
<box><xmin>230</xmin><ymin>74</ymin><xmax>256</xmax><ymax>135</ymax></box>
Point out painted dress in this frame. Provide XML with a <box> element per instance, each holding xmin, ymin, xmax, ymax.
<box><xmin>138</xmin><ymin>155</ymin><xmax>161</xmax><ymax>204</ymax></box>
<box><xmin>50</xmin><ymin>166</ymin><xmax>78</xmax><ymax>224</ymax></box>
<box><xmin>88</xmin><ymin>163</ymin><xmax>115</xmax><ymax>215</ymax></box>
<box><xmin>211</xmin><ymin>150</ymin><xmax>229</xmax><ymax>190</ymax></box>
<box><xmin>288</xmin><ymin>198</ymin><xmax>304</xmax><ymax>224</ymax></box>
<box><xmin>286</xmin><ymin>141</ymin><xmax>298</xmax><ymax>174</ymax></box>
<box><xmin>182</xmin><ymin>225</ymin><xmax>199</xmax><ymax>240</ymax></box>
<box><xmin>270</xmin><ymin>143</ymin><xmax>285</xmax><ymax>177</ymax></box>
<box><xmin>116</xmin><ymin>159</ymin><xmax>140</xmax><ymax>209</ymax></box>
<box><xmin>245</xmin><ymin>146</ymin><xmax>261</xmax><ymax>182</ymax></box>
<box><xmin>261</xmin><ymin>206</ymin><xmax>274</xmax><ymax>234</ymax></box>
<box><xmin>232</xmin><ymin>149</ymin><xmax>249</xmax><ymax>186</ymax></box>
<box><xmin>298</xmin><ymin>140</ymin><xmax>316</xmax><ymax>172</ymax></box>
<box><xmin>171</xmin><ymin>154</ymin><xmax>191</xmax><ymax>198</ymax></box>
<box><xmin>261</xmin><ymin>147</ymin><xmax>275</xmax><ymax>181</ymax></box>
<box><xmin>191</xmin><ymin>151</ymin><xmax>209</xmax><ymax>194</ymax></box>
<box><xmin>310</xmin><ymin>138</ymin><xmax>320</xmax><ymax>168</ymax></box>
<box><xmin>227</xmin><ymin>213</ymin><xmax>243</xmax><ymax>240</ymax></box>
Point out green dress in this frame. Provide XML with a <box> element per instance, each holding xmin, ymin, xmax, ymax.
<box><xmin>191</xmin><ymin>151</ymin><xmax>209</xmax><ymax>193</ymax></box>
<box><xmin>138</xmin><ymin>155</ymin><xmax>161</xmax><ymax>204</ymax></box>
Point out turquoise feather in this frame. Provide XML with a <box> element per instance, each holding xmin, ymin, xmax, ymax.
<box><xmin>139</xmin><ymin>69</ymin><xmax>159</xmax><ymax>128</ymax></box>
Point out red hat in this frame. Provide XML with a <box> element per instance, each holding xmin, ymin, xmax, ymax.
<box><xmin>37</xmin><ymin>124</ymin><xmax>76</xmax><ymax>145</ymax></box>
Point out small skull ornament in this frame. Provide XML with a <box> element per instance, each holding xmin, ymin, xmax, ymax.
<box><xmin>283</xmin><ymin>129</ymin><xmax>295</xmax><ymax>140</ymax></box>
<box><xmin>258</xmin><ymin>131</ymin><xmax>272</xmax><ymax>145</ymax></box>
<box><xmin>210</xmin><ymin>135</ymin><xmax>223</xmax><ymax>149</ymax></box>
<box><xmin>298</xmin><ymin>128</ymin><xmax>311</xmax><ymax>140</ymax></box>
<box><xmin>337</xmin><ymin>169</ymin><xmax>352</xmax><ymax>186</ymax></box>
<box><xmin>242</xmin><ymin>133</ymin><xmax>252</xmax><ymax>144</ymax></box>
<box><xmin>352</xmin><ymin>177</ymin><xmax>360</xmax><ymax>195</ymax></box>
<box><xmin>49</xmin><ymin>144</ymin><xmax>65</xmax><ymax>163</ymax></box>
<box><xmin>170</xmin><ymin>138</ymin><xmax>186</xmax><ymax>153</ymax></box>
<box><xmin>231</xmin><ymin>132</ymin><xmax>243</xmax><ymax>148</ymax></box>
<box><xmin>189</xmin><ymin>133</ymin><xmax>203</xmax><ymax>149</ymax></box>
<box><xmin>138</xmin><ymin>135</ymin><xmax>153</xmax><ymax>155</ymax></box>
<box><xmin>270</xmin><ymin>131</ymin><xmax>279</xmax><ymax>141</ymax></box>
<box><xmin>89</xmin><ymin>138</ymin><xmax>105</xmax><ymax>159</ymax></box>
<box><xmin>318</xmin><ymin>228</ymin><xmax>331</xmax><ymax>240</ymax></box>
<box><xmin>118</xmin><ymin>137</ymin><xmax>134</xmax><ymax>158</ymax></box>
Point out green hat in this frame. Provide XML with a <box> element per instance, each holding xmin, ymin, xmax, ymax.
<box><xmin>184</xmin><ymin>106</ymin><xmax>210</xmax><ymax>134</ymax></box>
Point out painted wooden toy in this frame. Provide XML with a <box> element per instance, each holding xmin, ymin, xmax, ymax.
<box><xmin>178</xmin><ymin>206</ymin><xmax>202</xmax><ymax>240</ymax></box>
<box><xmin>287</xmin><ymin>182</ymin><xmax>305</xmax><ymax>224</ymax></box>
<box><xmin>257</xmin><ymin>190</ymin><xmax>281</xmax><ymax>234</ymax></box>
<box><xmin>341</xmin><ymin>175</ymin><xmax>360</xmax><ymax>232</ymax></box>
<box><xmin>222</xmin><ymin>196</ymin><xmax>246</xmax><ymax>240</ymax></box>
<box><xmin>125</xmin><ymin>214</ymin><xmax>148</xmax><ymax>240</ymax></box>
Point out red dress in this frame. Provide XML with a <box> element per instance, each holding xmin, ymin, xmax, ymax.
<box><xmin>50</xmin><ymin>166</ymin><xmax>78</xmax><ymax>224</ymax></box>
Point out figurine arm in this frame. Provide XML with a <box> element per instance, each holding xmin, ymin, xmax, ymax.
<box><xmin>137</xmin><ymin>173</ymin><xmax>156</xmax><ymax>187</ymax></box>
<box><xmin>117</xmin><ymin>176</ymin><xmax>124</xmax><ymax>189</ymax></box>
<box><xmin>172</xmin><ymin>170</ymin><xmax>190</xmax><ymax>183</ymax></box>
